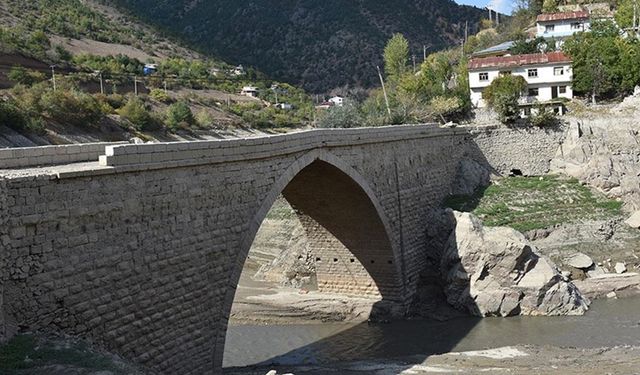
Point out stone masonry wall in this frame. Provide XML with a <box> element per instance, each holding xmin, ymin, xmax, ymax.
<box><xmin>0</xmin><ymin>123</ymin><xmax>566</xmax><ymax>374</ymax></box>
<box><xmin>467</xmin><ymin>125</ymin><xmax>566</xmax><ymax>176</ymax></box>
<box><xmin>0</xmin><ymin>125</ymin><xmax>468</xmax><ymax>374</ymax></box>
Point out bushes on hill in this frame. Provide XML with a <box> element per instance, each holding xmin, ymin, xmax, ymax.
<box><xmin>118</xmin><ymin>96</ymin><xmax>154</xmax><ymax>131</ymax></box>
<box><xmin>165</xmin><ymin>101</ymin><xmax>195</xmax><ymax>130</ymax></box>
<box><xmin>7</xmin><ymin>66</ymin><xmax>47</xmax><ymax>86</ymax></box>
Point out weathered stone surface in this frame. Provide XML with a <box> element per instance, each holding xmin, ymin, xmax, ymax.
<box><xmin>615</xmin><ymin>262</ymin><xmax>627</xmax><ymax>274</ymax></box>
<box><xmin>451</xmin><ymin>159</ymin><xmax>491</xmax><ymax>196</ymax></box>
<box><xmin>564</xmin><ymin>253</ymin><xmax>594</xmax><ymax>270</ymax></box>
<box><xmin>0</xmin><ymin>124</ymin><xmax>575</xmax><ymax>374</ymax></box>
<box><xmin>625</xmin><ymin>211</ymin><xmax>640</xmax><ymax>228</ymax></box>
<box><xmin>550</xmin><ymin>117</ymin><xmax>640</xmax><ymax>210</ymax></box>
<box><xmin>441</xmin><ymin>211</ymin><xmax>589</xmax><ymax>317</ymax></box>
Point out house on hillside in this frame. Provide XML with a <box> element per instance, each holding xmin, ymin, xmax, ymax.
<box><xmin>328</xmin><ymin>96</ymin><xmax>344</xmax><ymax>107</ymax></box>
<box><xmin>472</xmin><ymin>41</ymin><xmax>516</xmax><ymax>58</ymax></box>
<box><xmin>232</xmin><ymin>65</ymin><xmax>245</xmax><ymax>76</ymax></box>
<box><xmin>468</xmin><ymin>52</ymin><xmax>573</xmax><ymax>114</ymax></box>
<box><xmin>241</xmin><ymin>86</ymin><xmax>258</xmax><ymax>97</ymax></box>
<box><xmin>536</xmin><ymin>10</ymin><xmax>591</xmax><ymax>46</ymax></box>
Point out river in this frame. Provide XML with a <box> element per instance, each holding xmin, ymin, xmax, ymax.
<box><xmin>223</xmin><ymin>297</ymin><xmax>640</xmax><ymax>369</ymax></box>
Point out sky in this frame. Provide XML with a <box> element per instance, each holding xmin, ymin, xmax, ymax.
<box><xmin>454</xmin><ymin>0</ymin><xmax>515</xmax><ymax>15</ymax></box>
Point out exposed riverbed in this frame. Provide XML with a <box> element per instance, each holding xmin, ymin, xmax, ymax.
<box><xmin>224</xmin><ymin>297</ymin><xmax>640</xmax><ymax>373</ymax></box>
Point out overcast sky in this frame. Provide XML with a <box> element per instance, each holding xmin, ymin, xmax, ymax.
<box><xmin>455</xmin><ymin>0</ymin><xmax>515</xmax><ymax>15</ymax></box>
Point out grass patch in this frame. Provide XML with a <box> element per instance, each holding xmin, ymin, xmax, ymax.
<box><xmin>0</xmin><ymin>334</ymin><xmax>132</xmax><ymax>374</ymax></box>
<box><xmin>445</xmin><ymin>175</ymin><xmax>623</xmax><ymax>232</ymax></box>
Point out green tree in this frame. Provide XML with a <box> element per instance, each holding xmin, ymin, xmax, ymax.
<box><xmin>542</xmin><ymin>0</ymin><xmax>559</xmax><ymax>13</ymax></box>
<box><xmin>384</xmin><ymin>33</ymin><xmax>409</xmax><ymax>83</ymax></box>
<box><xmin>165</xmin><ymin>101</ymin><xmax>195</xmax><ymax>130</ymax></box>
<box><xmin>614</xmin><ymin>0</ymin><xmax>639</xmax><ymax>30</ymax></box>
<box><xmin>483</xmin><ymin>75</ymin><xmax>527</xmax><ymax>124</ymax></box>
<box><xmin>563</xmin><ymin>21</ymin><xmax>624</xmax><ymax>102</ymax></box>
<box><xmin>119</xmin><ymin>96</ymin><xmax>153</xmax><ymax>130</ymax></box>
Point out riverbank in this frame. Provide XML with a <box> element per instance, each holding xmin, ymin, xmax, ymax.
<box><xmin>224</xmin><ymin>345</ymin><xmax>640</xmax><ymax>374</ymax></box>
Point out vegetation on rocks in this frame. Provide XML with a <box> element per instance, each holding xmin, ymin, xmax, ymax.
<box><xmin>446</xmin><ymin>175</ymin><xmax>623</xmax><ymax>232</ymax></box>
<box><xmin>0</xmin><ymin>334</ymin><xmax>141</xmax><ymax>374</ymax></box>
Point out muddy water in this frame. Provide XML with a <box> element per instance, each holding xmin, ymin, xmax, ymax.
<box><xmin>223</xmin><ymin>297</ymin><xmax>640</xmax><ymax>368</ymax></box>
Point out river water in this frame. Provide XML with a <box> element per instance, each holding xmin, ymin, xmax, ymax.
<box><xmin>223</xmin><ymin>297</ymin><xmax>640</xmax><ymax>368</ymax></box>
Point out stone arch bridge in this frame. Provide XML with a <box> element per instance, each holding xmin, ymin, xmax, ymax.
<box><xmin>0</xmin><ymin>125</ymin><xmax>563</xmax><ymax>374</ymax></box>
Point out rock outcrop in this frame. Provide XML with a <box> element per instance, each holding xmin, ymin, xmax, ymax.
<box><xmin>551</xmin><ymin>118</ymin><xmax>640</xmax><ymax>210</ymax></box>
<box><xmin>440</xmin><ymin>211</ymin><xmax>589</xmax><ymax>317</ymax></box>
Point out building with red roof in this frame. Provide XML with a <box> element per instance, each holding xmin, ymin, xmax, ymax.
<box><xmin>468</xmin><ymin>52</ymin><xmax>573</xmax><ymax>110</ymax></box>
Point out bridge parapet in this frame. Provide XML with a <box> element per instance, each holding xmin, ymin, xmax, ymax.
<box><xmin>0</xmin><ymin>142</ymin><xmax>127</xmax><ymax>169</ymax></box>
<box><xmin>100</xmin><ymin>124</ymin><xmax>463</xmax><ymax>170</ymax></box>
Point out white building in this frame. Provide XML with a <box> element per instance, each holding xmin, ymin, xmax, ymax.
<box><xmin>241</xmin><ymin>86</ymin><xmax>258</xmax><ymax>97</ymax></box>
<box><xmin>536</xmin><ymin>10</ymin><xmax>590</xmax><ymax>46</ymax></box>
<box><xmin>468</xmin><ymin>52</ymin><xmax>573</xmax><ymax>110</ymax></box>
<box><xmin>328</xmin><ymin>96</ymin><xmax>344</xmax><ymax>107</ymax></box>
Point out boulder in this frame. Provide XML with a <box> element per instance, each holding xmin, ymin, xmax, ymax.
<box><xmin>451</xmin><ymin>159</ymin><xmax>491</xmax><ymax>196</ymax></box>
<box><xmin>615</xmin><ymin>262</ymin><xmax>627</xmax><ymax>274</ymax></box>
<box><xmin>625</xmin><ymin>211</ymin><xmax>640</xmax><ymax>228</ymax></box>
<box><xmin>564</xmin><ymin>252</ymin><xmax>594</xmax><ymax>269</ymax></box>
<box><xmin>441</xmin><ymin>211</ymin><xmax>589</xmax><ymax>317</ymax></box>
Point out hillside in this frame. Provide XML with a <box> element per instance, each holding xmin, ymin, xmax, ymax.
<box><xmin>0</xmin><ymin>0</ymin><xmax>314</xmax><ymax>146</ymax></box>
<box><xmin>104</xmin><ymin>0</ymin><xmax>487</xmax><ymax>92</ymax></box>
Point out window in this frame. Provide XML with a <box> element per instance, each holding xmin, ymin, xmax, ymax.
<box><xmin>499</xmin><ymin>70</ymin><xmax>512</xmax><ymax>76</ymax></box>
<box><xmin>571</xmin><ymin>22</ymin><xmax>582</xmax><ymax>30</ymax></box>
<box><xmin>528</xmin><ymin>69</ymin><xmax>538</xmax><ymax>78</ymax></box>
<box><xmin>528</xmin><ymin>88</ymin><xmax>539</xmax><ymax>96</ymax></box>
<box><xmin>554</xmin><ymin>67</ymin><xmax>564</xmax><ymax>76</ymax></box>
<box><xmin>479</xmin><ymin>72</ymin><xmax>489</xmax><ymax>81</ymax></box>
<box><xmin>559</xmin><ymin>86</ymin><xmax>567</xmax><ymax>94</ymax></box>
<box><xmin>545</xmin><ymin>24</ymin><xmax>555</xmax><ymax>33</ymax></box>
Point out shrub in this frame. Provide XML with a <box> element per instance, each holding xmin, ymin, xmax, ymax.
<box><xmin>429</xmin><ymin>96</ymin><xmax>462</xmax><ymax>123</ymax></box>
<box><xmin>149</xmin><ymin>88</ymin><xmax>171</xmax><ymax>103</ymax></box>
<box><xmin>318</xmin><ymin>104</ymin><xmax>363</xmax><ymax>128</ymax></box>
<box><xmin>7</xmin><ymin>66</ymin><xmax>46</xmax><ymax>86</ymax></box>
<box><xmin>195</xmin><ymin>110</ymin><xmax>215</xmax><ymax>128</ymax></box>
<box><xmin>118</xmin><ymin>96</ymin><xmax>154</xmax><ymax>130</ymax></box>
<box><xmin>40</xmin><ymin>89</ymin><xmax>103</xmax><ymax>127</ymax></box>
<box><xmin>529</xmin><ymin>106</ymin><xmax>559</xmax><ymax>127</ymax></box>
<box><xmin>165</xmin><ymin>101</ymin><xmax>195</xmax><ymax>130</ymax></box>
<box><xmin>0</xmin><ymin>100</ymin><xmax>44</xmax><ymax>133</ymax></box>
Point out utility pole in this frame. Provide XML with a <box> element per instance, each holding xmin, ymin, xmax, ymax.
<box><xmin>99</xmin><ymin>72</ymin><xmax>104</xmax><ymax>95</ymax></box>
<box><xmin>423</xmin><ymin>45</ymin><xmax>427</xmax><ymax>61</ymax></box>
<box><xmin>376</xmin><ymin>66</ymin><xmax>391</xmax><ymax>116</ymax></box>
<box><xmin>465</xmin><ymin>20</ymin><xmax>468</xmax><ymax>43</ymax></box>
<box><xmin>50</xmin><ymin>65</ymin><xmax>57</xmax><ymax>91</ymax></box>
<box><xmin>634</xmin><ymin>0</ymin><xmax>638</xmax><ymax>36</ymax></box>
<box><xmin>134</xmin><ymin>76</ymin><xmax>138</xmax><ymax>96</ymax></box>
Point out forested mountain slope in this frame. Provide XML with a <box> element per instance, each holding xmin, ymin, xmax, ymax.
<box><xmin>105</xmin><ymin>0</ymin><xmax>487</xmax><ymax>92</ymax></box>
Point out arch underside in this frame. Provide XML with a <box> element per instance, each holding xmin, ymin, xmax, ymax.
<box><xmin>282</xmin><ymin>160</ymin><xmax>401</xmax><ymax>299</ymax></box>
<box><xmin>215</xmin><ymin>151</ymin><xmax>404</xmax><ymax>371</ymax></box>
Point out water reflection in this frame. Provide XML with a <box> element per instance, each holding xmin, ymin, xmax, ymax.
<box><xmin>224</xmin><ymin>297</ymin><xmax>640</xmax><ymax>368</ymax></box>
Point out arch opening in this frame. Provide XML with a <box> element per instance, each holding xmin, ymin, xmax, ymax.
<box><xmin>220</xmin><ymin>157</ymin><xmax>403</xmax><ymax>369</ymax></box>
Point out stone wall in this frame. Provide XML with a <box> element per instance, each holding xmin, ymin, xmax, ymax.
<box><xmin>467</xmin><ymin>125</ymin><xmax>566</xmax><ymax>176</ymax></box>
<box><xmin>0</xmin><ymin>124</ymin><xmax>469</xmax><ymax>374</ymax></box>
<box><xmin>0</xmin><ymin>123</ymin><xmax>572</xmax><ymax>373</ymax></box>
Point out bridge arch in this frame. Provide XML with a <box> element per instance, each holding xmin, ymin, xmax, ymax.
<box><xmin>214</xmin><ymin>149</ymin><xmax>405</xmax><ymax>369</ymax></box>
